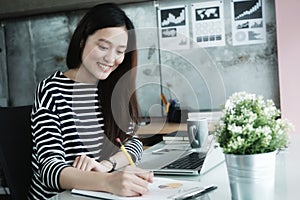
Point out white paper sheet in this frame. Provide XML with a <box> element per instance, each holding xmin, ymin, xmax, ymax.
<box><xmin>71</xmin><ymin>177</ymin><xmax>209</xmax><ymax>200</ymax></box>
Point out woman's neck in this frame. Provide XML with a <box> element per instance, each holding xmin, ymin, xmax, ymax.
<box><xmin>64</xmin><ymin>68</ymin><xmax>97</xmax><ymax>84</ymax></box>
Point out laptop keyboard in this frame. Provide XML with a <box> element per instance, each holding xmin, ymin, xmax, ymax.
<box><xmin>162</xmin><ymin>152</ymin><xmax>206</xmax><ymax>170</ymax></box>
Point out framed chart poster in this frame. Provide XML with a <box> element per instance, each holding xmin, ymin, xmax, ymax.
<box><xmin>158</xmin><ymin>5</ymin><xmax>190</xmax><ymax>50</ymax></box>
<box><xmin>191</xmin><ymin>1</ymin><xmax>225</xmax><ymax>48</ymax></box>
<box><xmin>231</xmin><ymin>0</ymin><xmax>266</xmax><ymax>46</ymax></box>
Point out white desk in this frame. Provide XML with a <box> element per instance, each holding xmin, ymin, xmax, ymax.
<box><xmin>49</xmin><ymin>133</ymin><xmax>300</xmax><ymax>200</ymax></box>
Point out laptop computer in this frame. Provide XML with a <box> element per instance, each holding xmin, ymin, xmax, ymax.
<box><xmin>137</xmin><ymin>135</ymin><xmax>224</xmax><ymax>176</ymax></box>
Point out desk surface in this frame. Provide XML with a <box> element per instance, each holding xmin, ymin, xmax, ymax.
<box><xmin>49</xmin><ymin>133</ymin><xmax>300</xmax><ymax>200</ymax></box>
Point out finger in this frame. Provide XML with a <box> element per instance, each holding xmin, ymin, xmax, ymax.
<box><xmin>132</xmin><ymin>173</ymin><xmax>151</xmax><ymax>189</ymax></box>
<box><xmin>127</xmin><ymin>190</ymin><xmax>142</xmax><ymax>197</ymax></box>
<box><xmin>112</xmin><ymin>171</ymin><xmax>148</xmax><ymax>197</ymax></box>
<box><xmin>93</xmin><ymin>162</ymin><xmax>103</xmax><ymax>172</ymax></box>
<box><xmin>77</xmin><ymin>155</ymin><xmax>87</xmax><ymax>170</ymax></box>
<box><xmin>135</xmin><ymin>170</ymin><xmax>154</xmax><ymax>183</ymax></box>
<box><xmin>144</xmin><ymin>171</ymin><xmax>154</xmax><ymax>183</ymax></box>
<box><xmin>120</xmin><ymin>166</ymin><xmax>153</xmax><ymax>183</ymax></box>
<box><xmin>81</xmin><ymin>156</ymin><xmax>88</xmax><ymax>170</ymax></box>
<box><xmin>84</xmin><ymin>158</ymin><xmax>95</xmax><ymax>171</ymax></box>
<box><xmin>120</xmin><ymin>188</ymin><xmax>141</xmax><ymax>197</ymax></box>
<box><xmin>130</xmin><ymin>175</ymin><xmax>150</xmax><ymax>195</ymax></box>
<box><xmin>72</xmin><ymin>156</ymin><xmax>79</xmax><ymax>167</ymax></box>
<box><xmin>119</xmin><ymin>177</ymin><xmax>147</xmax><ymax>197</ymax></box>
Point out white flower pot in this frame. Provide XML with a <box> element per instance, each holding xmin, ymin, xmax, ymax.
<box><xmin>225</xmin><ymin>151</ymin><xmax>276</xmax><ymax>200</ymax></box>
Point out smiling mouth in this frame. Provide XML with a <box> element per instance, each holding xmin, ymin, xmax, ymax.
<box><xmin>97</xmin><ymin>62</ymin><xmax>112</xmax><ymax>71</ymax></box>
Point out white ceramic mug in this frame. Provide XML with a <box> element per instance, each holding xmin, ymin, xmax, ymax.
<box><xmin>187</xmin><ymin>118</ymin><xmax>208</xmax><ymax>148</ymax></box>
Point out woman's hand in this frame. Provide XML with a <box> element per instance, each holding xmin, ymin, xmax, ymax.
<box><xmin>73</xmin><ymin>155</ymin><xmax>104</xmax><ymax>172</ymax></box>
<box><xmin>105</xmin><ymin>166</ymin><xmax>154</xmax><ymax>197</ymax></box>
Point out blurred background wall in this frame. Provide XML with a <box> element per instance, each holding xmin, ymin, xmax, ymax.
<box><xmin>0</xmin><ymin>0</ymin><xmax>279</xmax><ymax>117</ymax></box>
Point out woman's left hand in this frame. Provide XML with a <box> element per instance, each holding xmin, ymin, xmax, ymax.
<box><xmin>73</xmin><ymin>154</ymin><xmax>104</xmax><ymax>172</ymax></box>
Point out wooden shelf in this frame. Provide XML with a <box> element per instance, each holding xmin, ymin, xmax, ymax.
<box><xmin>136</xmin><ymin>117</ymin><xmax>187</xmax><ymax>135</ymax></box>
<box><xmin>136</xmin><ymin>117</ymin><xmax>218</xmax><ymax>147</ymax></box>
<box><xmin>136</xmin><ymin>117</ymin><xmax>187</xmax><ymax>147</ymax></box>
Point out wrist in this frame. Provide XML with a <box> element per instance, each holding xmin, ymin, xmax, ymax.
<box><xmin>107</xmin><ymin>157</ymin><xmax>117</xmax><ymax>172</ymax></box>
<box><xmin>100</xmin><ymin>158</ymin><xmax>117</xmax><ymax>173</ymax></box>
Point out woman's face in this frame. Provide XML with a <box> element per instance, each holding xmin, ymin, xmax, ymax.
<box><xmin>80</xmin><ymin>26</ymin><xmax>128</xmax><ymax>82</ymax></box>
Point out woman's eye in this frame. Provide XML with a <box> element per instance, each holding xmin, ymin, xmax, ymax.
<box><xmin>98</xmin><ymin>45</ymin><xmax>108</xmax><ymax>50</ymax></box>
<box><xmin>117</xmin><ymin>50</ymin><xmax>125</xmax><ymax>55</ymax></box>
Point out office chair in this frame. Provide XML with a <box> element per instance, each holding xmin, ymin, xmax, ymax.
<box><xmin>0</xmin><ymin>105</ymin><xmax>33</xmax><ymax>200</ymax></box>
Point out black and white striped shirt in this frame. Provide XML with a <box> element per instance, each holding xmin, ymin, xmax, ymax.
<box><xmin>28</xmin><ymin>71</ymin><xmax>143</xmax><ymax>199</ymax></box>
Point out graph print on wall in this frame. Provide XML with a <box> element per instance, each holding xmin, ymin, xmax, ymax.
<box><xmin>231</xmin><ymin>0</ymin><xmax>266</xmax><ymax>46</ymax></box>
<box><xmin>158</xmin><ymin>5</ymin><xmax>190</xmax><ymax>50</ymax></box>
<box><xmin>191</xmin><ymin>1</ymin><xmax>226</xmax><ymax>48</ymax></box>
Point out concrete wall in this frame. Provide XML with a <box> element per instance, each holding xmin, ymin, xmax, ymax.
<box><xmin>0</xmin><ymin>0</ymin><xmax>280</xmax><ymax>118</ymax></box>
<box><xmin>0</xmin><ymin>0</ymin><xmax>150</xmax><ymax>19</ymax></box>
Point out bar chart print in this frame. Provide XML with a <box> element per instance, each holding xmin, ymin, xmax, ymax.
<box><xmin>158</xmin><ymin>6</ymin><xmax>190</xmax><ymax>50</ymax></box>
<box><xmin>231</xmin><ymin>0</ymin><xmax>266</xmax><ymax>46</ymax></box>
<box><xmin>161</xmin><ymin>7</ymin><xmax>186</xmax><ymax>28</ymax></box>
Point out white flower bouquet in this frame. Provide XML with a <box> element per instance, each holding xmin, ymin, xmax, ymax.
<box><xmin>215</xmin><ymin>91</ymin><xmax>293</xmax><ymax>154</ymax></box>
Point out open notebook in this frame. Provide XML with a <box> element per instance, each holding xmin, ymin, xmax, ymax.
<box><xmin>71</xmin><ymin>177</ymin><xmax>217</xmax><ymax>200</ymax></box>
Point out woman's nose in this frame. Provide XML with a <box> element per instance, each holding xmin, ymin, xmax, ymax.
<box><xmin>103</xmin><ymin>51</ymin><xmax>116</xmax><ymax>63</ymax></box>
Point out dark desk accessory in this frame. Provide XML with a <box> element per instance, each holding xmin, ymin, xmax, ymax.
<box><xmin>167</xmin><ymin>103</ymin><xmax>181</xmax><ymax>123</ymax></box>
<box><xmin>167</xmin><ymin>103</ymin><xmax>189</xmax><ymax>123</ymax></box>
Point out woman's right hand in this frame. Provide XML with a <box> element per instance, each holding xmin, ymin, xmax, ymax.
<box><xmin>105</xmin><ymin>165</ymin><xmax>153</xmax><ymax>197</ymax></box>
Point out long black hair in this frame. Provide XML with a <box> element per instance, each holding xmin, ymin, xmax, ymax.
<box><xmin>66</xmin><ymin>3</ymin><xmax>139</xmax><ymax>150</ymax></box>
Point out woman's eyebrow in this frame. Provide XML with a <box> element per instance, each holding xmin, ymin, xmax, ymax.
<box><xmin>98</xmin><ymin>38</ymin><xmax>127</xmax><ymax>48</ymax></box>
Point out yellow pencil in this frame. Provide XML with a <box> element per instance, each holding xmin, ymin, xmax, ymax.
<box><xmin>160</xmin><ymin>93</ymin><xmax>168</xmax><ymax>105</ymax></box>
<box><xmin>116</xmin><ymin>138</ymin><xmax>135</xmax><ymax>166</ymax></box>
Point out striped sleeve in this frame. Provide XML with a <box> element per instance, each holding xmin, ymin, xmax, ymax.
<box><xmin>31</xmin><ymin>80</ymin><xmax>69</xmax><ymax>190</ymax></box>
<box><xmin>124</xmin><ymin>135</ymin><xmax>143</xmax><ymax>163</ymax></box>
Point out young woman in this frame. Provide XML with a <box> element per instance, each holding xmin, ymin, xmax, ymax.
<box><xmin>28</xmin><ymin>3</ymin><xmax>153</xmax><ymax>199</ymax></box>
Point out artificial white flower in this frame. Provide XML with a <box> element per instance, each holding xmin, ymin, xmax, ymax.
<box><xmin>215</xmin><ymin>91</ymin><xmax>293</xmax><ymax>154</ymax></box>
